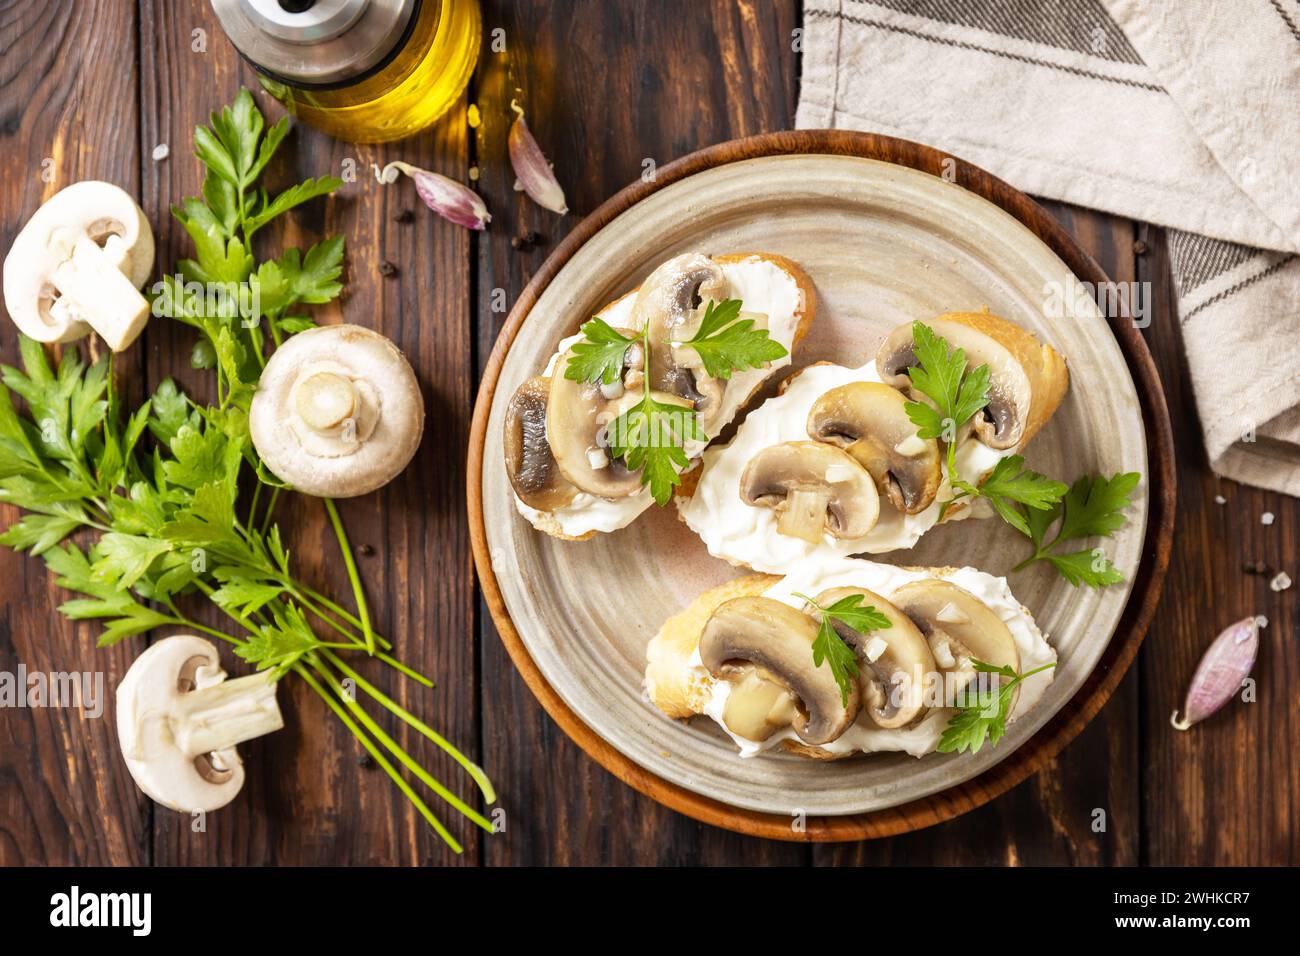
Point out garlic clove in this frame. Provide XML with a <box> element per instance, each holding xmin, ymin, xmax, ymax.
<box><xmin>1170</xmin><ymin>617</ymin><xmax>1259</xmax><ymax>730</ymax></box>
<box><xmin>374</xmin><ymin>161</ymin><xmax>490</xmax><ymax>231</ymax></box>
<box><xmin>508</xmin><ymin>100</ymin><xmax>569</xmax><ymax>215</ymax></box>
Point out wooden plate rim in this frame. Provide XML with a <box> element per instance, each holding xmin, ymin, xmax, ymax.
<box><xmin>467</xmin><ymin>129</ymin><xmax>1176</xmax><ymax>842</ymax></box>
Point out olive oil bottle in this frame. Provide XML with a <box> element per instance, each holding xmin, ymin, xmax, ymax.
<box><xmin>211</xmin><ymin>0</ymin><xmax>480</xmax><ymax>143</ymax></box>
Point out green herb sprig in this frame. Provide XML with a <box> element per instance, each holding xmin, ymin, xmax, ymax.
<box><xmin>936</xmin><ymin>659</ymin><xmax>1058</xmax><ymax>754</ymax></box>
<box><xmin>0</xmin><ymin>90</ymin><xmax>493</xmax><ymax>853</ymax></box>
<box><xmin>794</xmin><ymin>592</ymin><xmax>892</xmax><ymax>706</ymax></box>
<box><xmin>900</xmin><ymin>321</ymin><xmax>1135</xmax><ymax>588</ymax></box>
<box><xmin>564</xmin><ymin>297</ymin><xmax>786</xmax><ymax>504</ymax></box>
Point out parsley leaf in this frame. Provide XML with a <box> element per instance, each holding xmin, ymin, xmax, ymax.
<box><xmin>564</xmin><ymin>318</ymin><xmax>634</xmax><ymax>385</ymax></box>
<box><xmin>796</xmin><ymin>592</ymin><xmax>892</xmax><ymax>707</ymax></box>
<box><xmin>975</xmin><ymin>454</ymin><xmax>1068</xmax><ymax>535</ymax></box>
<box><xmin>679</xmin><ymin>299</ymin><xmax>788</xmax><ymax>380</ymax></box>
<box><xmin>937</xmin><ymin>659</ymin><xmax>1057</xmax><ymax>754</ymax></box>
<box><xmin>1010</xmin><ymin>471</ymin><xmax>1140</xmax><ymax>587</ymax></box>
<box><xmin>607</xmin><ymin>393</ymin><xmax>701</xmax><ymax>504</ymax></box>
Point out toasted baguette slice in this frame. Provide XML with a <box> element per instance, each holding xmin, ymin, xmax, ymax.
<box><xmin>515</xmin><ymin>252</ymin><xmax>817</xmax><ymax>541</ymax></box>
<box><xmin>645</xmin><ymin>564</ymin><xmax>1051</xmax><ymax>761</ymax></box>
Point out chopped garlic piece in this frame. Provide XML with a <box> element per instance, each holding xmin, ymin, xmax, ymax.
<box><xmin>931</xmin><ymin>639</ymin><xmax>956</xmax><ymax>669</ymax></box>
<box><xmin>893</xmin><ymin>433</ymin><xmax>929</xmax><ymax>457</ymax></box>
<box><xmin>863</xmin><ymin>636</ymin><xmax>888</xmax><ymax>663</ymax></box>
<box><xmin>586</xmin><ymin>448</ymin><xmax>608</xmax><ymax>470</ymax></box>
<box><xmin>936</xmin><ymin>601</ymin><xmax>970</xmax><ymax>625</ymax></box>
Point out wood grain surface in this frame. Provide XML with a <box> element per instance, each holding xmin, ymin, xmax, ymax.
<box><xmin>0</xmin><ymin>0</ymin><xmax>1294</xmax><ymax>865</ymax></box>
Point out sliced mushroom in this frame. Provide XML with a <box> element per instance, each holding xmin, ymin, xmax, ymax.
<box><xmin>3</xmin><ymin>181</ymin><xmax>155</xmax><ymax>350</ymax></box>
<box><xmin>876</xmin><ymin>316</ymin><xmax>1033</xmax><ymax>450</ymax></box>
<box><xmin>807</xmin><ymin>382</ymin><xmax>942</xmax><ymax>513</ymax></box>
<box><xmin>249</xmin><ymin>324</ymin><xmax>423</xmax><ymax>497</ymax></box>
<box><xmin>504</xmin><ymin>377</ymin><xmax>578</xmax><ymax>511</ymax></box>
<box><xmin>700</xmin><ymin>596</ymin><xmax>859</xmax><ymax>745</ymax></box>
<box><xmin>808</xmin><ymin>587</ymin><xmax>936</xmax><ymax>728</ymax></box>
<box><xmin>546</xmin><ymin>333</ymin><xmax>665</xmax><ymax>498</ymax></box>
<box><xmin>632</xmin><ymin>253</ymin><xmax>730</xmax><ymax>435</ymax></box>
<box><xmin>739</xmin><ymin>441</ymin><xmax>880</xmax><ymax>543</ymax></box>
<box><xmin>116</xmin><ymin>634</ymin><xmax>283</xmax><ymax>813</ymax></box>
<box><xmin>889</xmin><ymin>579</ymin><xmax>1021</xmax><ymax>711</ymax></box>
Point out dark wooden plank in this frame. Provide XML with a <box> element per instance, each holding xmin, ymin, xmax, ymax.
<box><xmin>0</xmin><ymin>0</ymin><xmax>148</xmax><ymax>866</ymax></box>
<box><xmin>472</xmin><ymin>0</ymin><xmax>807</xmax><ymax>864</ymax></box>
<box><xmin>137</xmin><ymin>0</ymin><xmax>481</xmax><ymax>864</ymax></box>
<box><xmin>1136</xmin><ymin>225</ymin><xmax>1299</xmax><ymax>865</ymax></box>
<box><xmin>816</xmin><ymin>203</ymin><xmax>1143</xmax><ymax>866</ymax></box>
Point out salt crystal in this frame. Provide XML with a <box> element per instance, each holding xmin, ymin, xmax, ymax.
<box><xmin>1214</xmin><ymin>495</ymin><xmax>1226</xmax><ymax>505</ymax></box>
<box><xmin>151</xmin><ymin>143</ymin><xmax>169</xmax><ymax>161</ymax></box>
<box><xmin>1270</xmin><ymin>572</ymin><xmax>1292</xmax><ymax>592</ymax></box>
<box><xmin>1262</xmin><ymin>511</ymin><xmax>1275</xmax><ymax>525</ymax></box>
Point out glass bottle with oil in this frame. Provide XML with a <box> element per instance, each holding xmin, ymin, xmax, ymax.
<box><xmin>210</xmin><ymin>0</ymin><xmax>480</xmax><ymax>143</ymax></box>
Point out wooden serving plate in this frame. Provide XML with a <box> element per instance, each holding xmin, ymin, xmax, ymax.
<box><xmin>467</xmin><ymin>130</ymin><xmax>1174</xmax><ymax>841</ymax></box>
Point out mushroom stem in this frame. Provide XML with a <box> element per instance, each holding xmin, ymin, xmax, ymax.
<box><xmin>169</xmin><ymin>671</ymin><xmax>283</xmax><ymax>757</ymax></box>
<box><xmin>294</xmin><ymin>370</ymin><xmax>357</xmax><ymax>432</ymax></box>
<box><xmin>778</xmin><ymin>487</ymin><xmax>831</xmax><ymax>543</ymax></box>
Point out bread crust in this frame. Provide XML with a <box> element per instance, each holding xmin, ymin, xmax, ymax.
<box><xmin>518</xmin><ymin>253</ymin><xmax>817</xmax><ymax>540</ymax></box>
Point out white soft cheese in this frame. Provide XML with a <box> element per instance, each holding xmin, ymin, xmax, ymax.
<box><xmin>513</xmin><ymin>256</ymin><xmax>804</xmax><ymax>536</ymax></box>
<box><xmin>689</xmin><ymin>558</ymin><xmax>1056</xmax><ymax>758</ymax></box>
<box><xmin>677</xmin><ymin>361</ymin><xmax>1011</xmax><ymax>573</ymax></box>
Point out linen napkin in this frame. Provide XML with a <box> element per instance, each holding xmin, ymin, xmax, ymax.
<box><xmin>796</xmin><ymin>0</ymin><xmax>1300</xmax><ymax>495</ymax></box>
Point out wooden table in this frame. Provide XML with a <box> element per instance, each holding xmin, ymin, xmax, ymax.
<box><xmin>1</xmin><ymin>0</ymin><xmax>1294</xmax><ymax>867</ymax></box>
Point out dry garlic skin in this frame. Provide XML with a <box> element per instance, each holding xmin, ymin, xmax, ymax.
<box><xmin>250</xmin><ymin>324</ymin><xmax>424</xmax><ymax>497</ymax></box>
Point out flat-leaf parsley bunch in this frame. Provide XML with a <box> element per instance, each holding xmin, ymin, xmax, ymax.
<box><xmin>0</xmin><ymin>90</ymin><xmax>493</xmax><ymax>853</ymax></box>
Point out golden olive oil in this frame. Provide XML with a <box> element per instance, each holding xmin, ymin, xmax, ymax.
<box><xmin>212</xmin><ymin>0</ymin><xmax>481</xmax><ymax>144</ymax></box>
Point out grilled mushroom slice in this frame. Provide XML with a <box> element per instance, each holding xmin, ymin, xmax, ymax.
<box><xmin>876</xmin><ymin>316</ymin><xmax>1033</xmax><ymax>450</ymax></box>
<box><xmin>700</xmin><ymin>596</ymin><xmax>859</xmax><ymax>745</ymax></box>
<box><xmin>504</xmin><ymin>377</ymin><xmax>578</xmax><ymax>511</ymax></box>
<box><xmin>890</xmin><ymin>579</ymin><xmax>1021</xmax><ymax>710</ymax></box>
<box><xmin>739</xmin><ymin>441</ymin><xmax>880</xmax><ymax>543</ymax></box>
<box><xmin>808</xmin><ymin>587</ymin><xmax>935</xmax><ymax>728</ymax></box>
<box><xmin>633</xmin><ymin>253</ymin><xmax>730</xmax><ymax>435</ymax></box>
<box><xmin>807</xmin><ymin>382</ymin><xmax>942</xmax><ymax>514</ymax></box>
<box><xmin>546</xmin><ymin>334</ymin><xmax>648</xmax><ymax>498</ymax></box>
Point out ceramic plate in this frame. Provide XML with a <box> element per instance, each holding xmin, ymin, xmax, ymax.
<box><xmin>475</xmin><ymin>149</ymin><xmax>1152</xmax><ymax>820</ymax></box>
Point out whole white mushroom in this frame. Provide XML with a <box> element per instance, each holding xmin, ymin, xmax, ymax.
<box><xmin>249</xmin><ymin>323</ymin><xmax>424</xmax><ymax>497</ymax></box>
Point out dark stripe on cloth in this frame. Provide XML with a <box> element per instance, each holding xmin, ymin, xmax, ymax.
<box><xmin>1169</xmin><ymin>231</ymin><xmax>1262</xmax><ymax>295</ymax></box>
<box><xmin>1182</xmin><ymin>254</ymin><xmax>1297</xmax><ymax>322</ymax></box>
<box><xmin>808</xmin><ymin>8</ymin><xmax>1164</xmax><ymax>91</ymax></box>
<box><xmin>855</xmin><ymin>0</ymin><xmax>1145</xmax><ymax>64</ymax></box>
<box><xmin>1269</xmin><ymin>0</ymin><xmax>1300</xmax><ymax>44</ymax></box>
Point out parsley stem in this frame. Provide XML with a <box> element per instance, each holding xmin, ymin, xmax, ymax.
<box><xmin>320</xmin><ymin>649</ymin><xmax>492</xmax><ymax>802</ymax></box>
<box><xmin>308</xmin><ymin>653</ymin><xmax>494</xmax><ymax>835</ymax></box>
<box><xmin>323</xmin><ymin>498</ymin><xmax>375</xmax><ymax>655</ymax></box>
<box><xmin>258</xmin><ymin>486</ymin><xmax>280</xmax><ymax>536</ymax></box>
<box><xmin>294</xmin><ymin>661</ymin><xmax>462</xmax><ymax>853</ymax></box>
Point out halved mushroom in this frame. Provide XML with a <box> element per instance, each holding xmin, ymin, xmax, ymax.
<box><xmin>546</xmin><ymin>333</ymin><xmax>682</xmax><ymax>498</ymax></box>
<box><xmin>889</xmin><ymin>579</ymin><xmax>1021</xmax><ymax>710</ymax></box>
<box><xmin>808</xmin><ymin>587</ymin><xmax>936</xmax><ymax>728</ymax></box>
<box><xmin>3</xmin><ymin>181</ymin><xmax>155</xmax><ymax>350</ymax></box>
<box><xmin>807</xmin><ymin>382</ymin><xmax>942</xmax><ymax>514</ymax></box>
<box><xmin>116</xmin><ymin>634</ymin><xmax>283</xmax><ymax>813</ymax></box>
<box><xmin>249</xmin><ymin>324</ymin><xmax>423</xmax><ymax>497</ymax></box>
<box><xmin>876</xmin><ymin>316</ymin><xmax>1033</xmax><ymax>450</ymax></box>
<box><xmin>699</xmin><ymin>596</ymin><xmax>859</xmax><ymax>745</ymax></box>
<box><xmin>504</xmin><ymin>377</ymin><xmax>578</xmax><ymax>511</ymax></box>
<box><xmin>633</xmin><ymin>253</ymin><xmax>730</xmax><ymax>435</ymax></box>
<box><xmin>739</xmin><ymin>441</ymin><xmax>880</xmax><ymax>543</ymax></box>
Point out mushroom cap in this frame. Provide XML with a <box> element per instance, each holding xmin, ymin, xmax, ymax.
<box><xmin>807</xmin><ymin>382</ymin><xmax>942</xmax><ymax>514</ymax></box>
<box><xmin>889</xmin><ymin>579</ymin><xmax>1021</xmax><ymax>710</ymax></box>
<box><xmin>3</xmin><ymin>180</ymin><xmax>154</xmax><ymax>343</ymax></box>
<box><xmin>115</xmin><ymin>635</ymin><xmax>246</xmax><ymax>813</ymax></box>
<box><xmin>634</xmin><ymin>253</ymin><xmax>730</xmax><ymax>434</ymax></box>
<box><xmin>546</xmin><ymin>337</ymin><xmax>647</xmax><ymax>498</ymax></box>
<box><xmin>700</xmin><ymin>596</ymin><xmax>859</xmax><ymax>745</ymax></box>
<box><xmin>876</xmin><ymin>316</ymin><xmax>1033</xmax><ymax>450</ymax></box>
<box><xmin>250</xmin><ymin>324</ymin><xmax>424</xmax><ymax>498</ymax></box>
<box><xmin>739</xmin><ymin>440</ymin><xmax>880</xmax><ymax>539</ymax></box>
<box><xmin>810</xmin><ymin>587</ymin><xmax>935</xmax><ymax>729</ymax></box>
<box><xmin>504</xmin><ymin>376</ymin><xmax>578</xmax><ymax>511</ymax></box>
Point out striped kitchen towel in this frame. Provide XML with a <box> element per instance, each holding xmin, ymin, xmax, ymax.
<box><xmin>797</xmin><ymin>0</ymin><xmax>1300</xmax><ymax>495</ymax></box>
